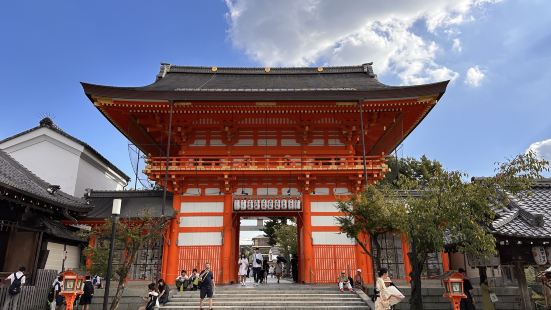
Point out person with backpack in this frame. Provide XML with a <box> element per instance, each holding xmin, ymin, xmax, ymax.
<box><xmin>79</xmin><ymin>275</ymin><xmax>94</xmax><ymax>310</ymax></box>
<box><xmin>49</xmin><ymin>275</ymin><xmax>65</xmax><ymax>310</ymax></box>
<box><xmin>2</xmin><ymin>266</ymin><xmax>25</xmax><ymax>310</ymax></box>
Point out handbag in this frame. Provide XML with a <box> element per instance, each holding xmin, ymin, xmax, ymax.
<box><xmin>489</xmin><ymin>292</ymin><xmax>498</xmax><ymax>303</ymax></box>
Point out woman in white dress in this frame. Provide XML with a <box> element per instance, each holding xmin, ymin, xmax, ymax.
<box><xmin>375</xmin><ymin>268</ymin><xmax>394</xmax><ymax>310</ymax></box>
<box><xmin>238</xmin><ymin>254</ymin><xmax>249</xmax><ymax>286</ymax></box>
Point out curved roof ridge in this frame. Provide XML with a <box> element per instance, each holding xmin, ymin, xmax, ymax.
<box><xmin>161</xmin><ymin>63</ymin><xmax>377</xmax><ymax>76</ymax></box>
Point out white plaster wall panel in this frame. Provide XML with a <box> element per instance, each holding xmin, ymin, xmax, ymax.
<box><xmin>333</xmin><ymin>187</ymin><xmax>351</xmax><ymax>195</ymax></box>
<box><xmin>209</xmin><ymin>139</ymin><xmax>225</xmax><ymax>146</ymax></box>
<box><xmin>178</xmin><ymin>232</ymin><xmax>222</xmax><ymax>246</ymax></box>
<box><xmin>234</xmin><ymin>188</ymin><xmax>253</xmax><ymax>195</ymax></box>
<box><xmin>281</xmin><ymin>139</ymin><xmax>299</xmax><ymax>146</ymax></box>
<box><xmin>256</xmin><ymin>188</ymin><xmax>278</xmax><ymax>195</ymax></box>
<box><xmin>235</xmin><ymin>139</ymin><xmax>254</xmax><ymax>146</ymax></box>
<box><xmin>205</xmin><ymin>188</ymin><xmax>221</xmax><ymax>196</ymax></box>
<box><xmin>258</xmin><ymin>138</ymin><xmax>277</xmax><ymax>146</ymax></box>
<box><xmin>183</xmin><ymin>188</ymin><xmax>201</xmax><ymax>195</ymax></box>
<box><xmin>328</xmin><ymin>138</ymin><xmax>345</xmax><ymax>146</ymax></box>
<box><xmin>180</xmin><ymin>216</ymin><xmax>223</xmax><ymax>227</ymax></box>
<box><xmin>75</xmin><ymin>155</ymin><xmax>122</xmax><ymax>197</ymax></box>
<box><xmin>313</xmin><ymin>188</ymin><xmax>329</xmax><ymax>195</ymax></box>
<box><xmin>44</xmin><ymin>242</ymin><xmax>80</xmax><ymax>272</ymax></box>
<box><xmin>180</xmin><ymin>202</ymin><xmax>224</xmax><ymax>213</ymax></box>
<box><xmin>190</xmin><ymin>139</ymin><xmax>206</xmax><ymax>146</ymax></box>
<box><xmin>312</xmin><ymin>232</ymin><xmax>355</xmax><ymax>245</ymax></box>
<box><xmin>309</xmin><ymin>138</ymin><xmax>325</xmax><ymax>146</ymax></box>
<box><xmin>311</xmin><ymin>202</ymin><xmax>339</xmax><ymax>213</ymax></box>
<box><xmin>3</xmin><ymin>139</ymin><xmax>80</xmax><ymax>195</ymax></box>
<box><xmin>282</xmin><ymin>188</ymin><xmax>300</xmax><ymax>195</ymax></box>
<box><xmin>311</xmin><ymin>216</ymin><xmax>340</xmax><ymax>227</ymax></box>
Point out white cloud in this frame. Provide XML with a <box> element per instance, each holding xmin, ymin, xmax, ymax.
<box><xmin>527</xmin><ymin>139</ymin><xmax>551</xmax><ymax>162</ymax></box>
<box><xmin>452</xmin><ymin>38</ymin><xmax>462</xmax><ymax>52</ymax></box>
<box><xmin>225</xmin><ymin>0</ymin><xmax>499</xmax><ymax>85</ymax></box>
<box><xmin>465</xmin><ymin>65</ymin><xmax>485</xmax><ymax>87</ymax></box>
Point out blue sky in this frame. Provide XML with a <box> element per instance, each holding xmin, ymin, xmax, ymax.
<box><xmin>1</xmin><ymin>0</ymin><xmax>550</xmax><ymax>185</ymax></box>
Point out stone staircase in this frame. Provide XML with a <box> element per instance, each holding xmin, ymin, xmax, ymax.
<box><xmin>160</xmin><ymin>283</ymin><xmax>371</xmax><ymax>309</ymax></box>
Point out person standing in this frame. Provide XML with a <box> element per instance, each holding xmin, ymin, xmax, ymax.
<box><xmin>480</xmin><ymin>273</ymin><xmax>495</xmax><ymax>310</ymax></box>
<box><xmin>2</xmin><ymin>266</ymin><xmax>25</xmax><ymax>310</ymax></box>
<box><xmin>262</xmin><ymin>260</ymin><xmax>269</xmax><ymax>284</ymax></box>
<box><xmin>238</xmin><ymin>254</ymin><xmax>249</xmax><ymax>286</ymax></box>
<box><xmin>375</xmin><ymin>268</ymin><xmax>392</xmax><ymax>310</ymax></box>
<box><xmin>251</xmin><ymin>248</ymin><xmax>263</xmax><ymax>284</ymax></box>
<box><xmin>50</xmin><ymin>275</ymin><xmax>64</xmax><ymax>310</ymax></box>
<box><xmin>274</xmin><ymin>260</ymin><xmax>283</xmax><ymax>284</ymax></box>
<box><xmin>79</xmin><ymin>275</ymin><xmax>94</xmax><ymax>310</ymax></box>
<box><xmin>459</xmin><ymin>268</ymin><xmax>476</xmax><ymax>310</ymax></box>
<box><xmin>199</xmin><ymin>262</ymin><xmax>215</xmax><ymax>310</ymax></box>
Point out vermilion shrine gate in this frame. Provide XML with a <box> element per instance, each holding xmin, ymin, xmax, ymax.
<box><xmin>82</xmin><ymin>63</ymin><xmax>448</xmax><ymax>284</ymax></box>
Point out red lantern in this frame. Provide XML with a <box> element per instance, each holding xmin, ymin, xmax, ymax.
<box><xmin>442</xmin><ymin>272</ymin><xmax>466</xmax><ymax>310</ymax></box>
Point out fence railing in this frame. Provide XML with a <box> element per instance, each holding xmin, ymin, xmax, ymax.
<box><xmin>147</xmin><ymin>155</ymin><xmax>386</xmax><ymax>172</ymax></box>
<box><xmin>0</xmin><ymin>269</ymin><xmax>57</xmax><ymax>310</ymax></box>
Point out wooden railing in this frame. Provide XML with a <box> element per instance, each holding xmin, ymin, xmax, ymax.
<box><xmin>0</xmin><ymin>269</ymin><xmax>57</xmax><ymax>310</ymax></box>
<box><xmin>146</xmin><ymin>155</ymin><xmax>386</xmax><ymax>172</ymax></box>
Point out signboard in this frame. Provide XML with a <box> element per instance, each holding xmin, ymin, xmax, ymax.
<box><xmin>233</xmin><ymin>195</ymin><xmax>301</xmax><ymax>212</ymax></box>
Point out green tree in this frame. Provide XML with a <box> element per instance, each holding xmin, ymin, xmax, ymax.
<box><xmin>336</xmin><ymin>184</ymin><xmax>407</xmax><ymax>276</ymax></box>
<box><xmin>261</xmin><ymin>217</ymin><xmax>290</xmax><ymax>246</ymax></box>
<box><xmin>274</xmin><ymin>224</ymin><xmax>298</xmax><ymax>263</ymax></box>
<box><xmin>84</xmin><ymin>215</ymin><xmax>168</xmax><ymax>310</ymax></box>
<box><xmin>399</xmin><ymin>152</ymin><xmax>547</xmax><ymax>309</ymax></box>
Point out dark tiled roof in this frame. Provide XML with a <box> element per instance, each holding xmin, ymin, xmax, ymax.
<box><xmin>0</xmin><ymin>150</ymin><xmax>90</xmax><ymax>212</ymax></box>
<box><xmin>491</xmin><ymin>179</ymin><xmax>551</xmax><ymax>239</ymax></box>
<box><xmin>84</xmin><ymin>190</ymin><xmax>174</xmax><ymax>219</ymax></box>
<box><xmin>81</xmin><ymin>63</ymin><xmax>449</xmax><ymax>101</ymax></box>
<box><xmin>0</xmin><ymin>118</ymin><xmax>130</xmax><ymax>182</ymax></box>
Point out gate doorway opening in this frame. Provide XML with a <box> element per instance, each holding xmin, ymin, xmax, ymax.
<box><xmin>237</xmin><ymin>214</ymin><xmax>300</xmax><ymax>285</ymax></box>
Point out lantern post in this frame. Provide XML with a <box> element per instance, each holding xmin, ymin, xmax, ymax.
<box><xmin>442</xmin><ymin>271</ymin><xmax>467</xmax><ymax>310</ymax></box>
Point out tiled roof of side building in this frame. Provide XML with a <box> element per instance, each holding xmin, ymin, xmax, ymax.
<box><xmin>84</xmin><ymin>189</ymin><xmax>175</xmax><ymax>219</ymax></box>
<box><xmin>0</xmin><ymin>118</ymin><xmax>130</xmax><ymax>182</ymax></box>
<box><xmin>81</xmin><ymin>63</ymin><xmax>449</xmax><ymax>101</ymax></box>
<box><xmin>491</xmin><ymin>179</ymin><xmax>551</xmax><ymax>239</ymax></box>
<box><xmin>0</xmin><ymin>149</ymin><xmax>90</xmax><ymax>212</ymax></box>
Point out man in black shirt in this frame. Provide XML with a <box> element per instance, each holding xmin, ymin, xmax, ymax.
<box><xmin>199</xmin><ymin>262</ymin><xmax>215</xmax><ymax>310</ymax></box>
<box><xmin>459</xmin><ymin>268</ymin><xmax>476</xmax><ymax>310</ymax></box>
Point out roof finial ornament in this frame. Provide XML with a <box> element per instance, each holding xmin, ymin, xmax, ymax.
<box><xmin>39</xmin><ymin>117</ymin><xmax>54</xmax><ymax>128</ymax></box>
<box><xmin>157</xmin><ymin>63</ymin><xmax>172</xmax><ymax>80</ymax></box>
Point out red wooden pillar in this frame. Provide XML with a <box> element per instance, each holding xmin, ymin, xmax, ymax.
<box><xmin>401</xmin><ymin>234</ymin><xmax>412</xmax><ymax>281</ymax></box>
<box><xmin>221</xmin><ymin>193</ymin><xmax>233</xmax><ymax>284</ymax></box>
<box><xmin>165</xmin><ymin>195</ymin><xmax>181</xmax><ymax>284</ymax></box>
<box><xmin>441</xmin><ymin>252</ymin><xmax>450</xmax><ymax>273</ymax></box>
<box><xmin>355</xmin><ymin>232</ymin><xmax>373</xmax><ymax>284</ymax></box>
<box><xmin>302</xmin><ymin>193</ymin><xmax>313</xmax><ymax>283</ymax></box>
<box><xmin>296</xmin><ymin>213</ymin><xmax>303</xmax><ymax>283</ymax></box>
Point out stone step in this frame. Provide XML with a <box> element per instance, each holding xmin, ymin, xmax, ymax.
<box><xmin>165</xmin><ymin>300</ymin><xmax>366</xmax><ymax>305</ymax></box>
<box><xmin>160</xmin><ymin>307</ymin><xmax>370</xmax><ymax>310</ymax></box>
<box><xmin>170</xmin><ymin>296</ymin><xmax>361</xmax><ymax>301</ymax></box>
<box><xmin>171</xmin><ymin>293</ymin><xmax>359</xmax><ymax>297</ymax></box>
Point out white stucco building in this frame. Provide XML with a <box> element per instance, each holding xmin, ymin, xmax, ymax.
<box><xmin>0</xmin><ymin>117</ymin><xmax>129</xmax><ymax>197</ymax></box>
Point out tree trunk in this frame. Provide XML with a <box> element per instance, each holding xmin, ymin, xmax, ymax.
<box><xmin>372</xmin><ymin>233</ymin><xmax>382</xmax><ymax>272</ymax></box>
<box><xmin>408</xmin><ymin>238</ymin><xmax>425</xmax><ymax>310</ymax></box>
<box><xmin>110</xmin><ymin>277</ymin><xmax>126</xmax><ymax>310</ymax></box>
<box><xmin>110</xmin><ymin>246</ymin><xmax>138</xmax><ymax>310</ymax></box>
